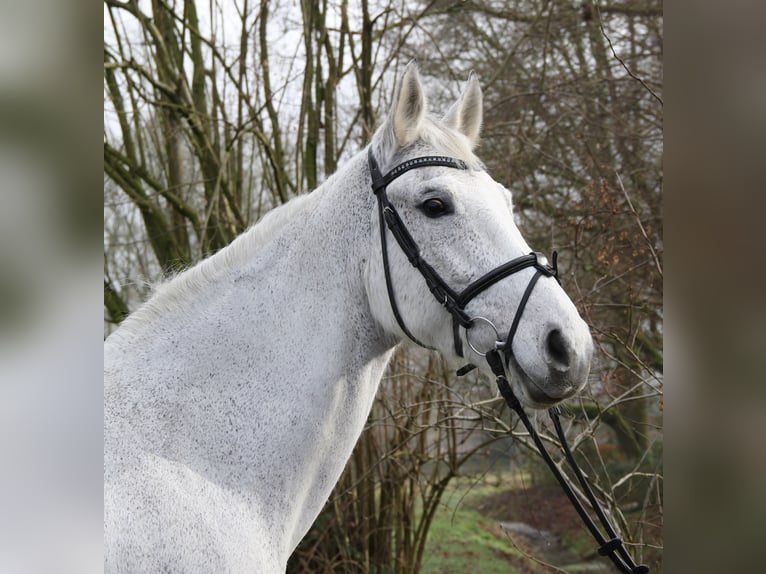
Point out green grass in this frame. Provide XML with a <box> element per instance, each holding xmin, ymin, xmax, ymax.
<box><xmin>420</xmin><ymin>507</ymin><xmax>522</xmax><ymax>574</ymax></box>
<box><xmin>419</xmin><ymin>478</ymin><xmax>526</xmax><ymax>574</ymax></box>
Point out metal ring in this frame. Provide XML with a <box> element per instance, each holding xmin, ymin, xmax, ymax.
<box><xmin>465</xmin><ymin>316</ymin><xmax>504</xmax><ymax>357</ymax></box>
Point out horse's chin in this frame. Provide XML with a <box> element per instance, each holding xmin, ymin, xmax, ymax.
<box><xmin>506</xmin><ymin>355</ymin><xmax>574</xmax><ymax>410</ymax></box>
<box><xmin>442</xmin><ymin>343</ymin><xmax>579</xmax><ymax>411</ymax></box>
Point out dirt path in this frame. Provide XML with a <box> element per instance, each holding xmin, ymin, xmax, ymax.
<box><xmin>471</xmin><ymin>484</ymin><xmax>614</xmax><ymax>572</ymax></box>
<box><xmin>498</xmin><ymin>520</ymin><xmax>610</xmax><ymax>573</ymax></box>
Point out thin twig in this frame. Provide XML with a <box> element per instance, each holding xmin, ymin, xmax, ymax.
<box><xmin>615</xmin><ymin>170</ymin><xmax>663</xmax><ymax>278</ymax></box>
<box><xmin>596</xmin><ymin>4</ymin><xmax>663</xmax><ymax>106</ymax></box>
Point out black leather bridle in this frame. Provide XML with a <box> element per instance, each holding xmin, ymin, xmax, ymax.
<box><xmin>368</xmin><ymin>147</ymin><xmax>559</xmax><ymax>366</ymax></box>
<box><xmin>368</xmin><ymin>147</ymin><xmax>649</xmax><ymax>574</ymax></box>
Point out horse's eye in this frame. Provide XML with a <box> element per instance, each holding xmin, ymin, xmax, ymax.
<box><xmin>420</xmin><ymin>198</ymin><xmax>451</xmax><ymax>218</ymax></box>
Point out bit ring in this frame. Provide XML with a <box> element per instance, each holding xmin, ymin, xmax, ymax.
<box><xmin>465</xmin><ymin>316</ymin><xmax>503</xmax><ymax>357</ymax></box>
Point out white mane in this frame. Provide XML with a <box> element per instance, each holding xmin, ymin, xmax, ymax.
<box><xmin>119</xmin><ymin>192</ymin><xmax>319</xmax><ymax>334</ymax></box>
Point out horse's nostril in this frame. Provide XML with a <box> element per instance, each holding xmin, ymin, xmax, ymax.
<box><xmin>546</xmin><ymin>329</ymin><xmax>570</xmax><ymax>368</ymax></box>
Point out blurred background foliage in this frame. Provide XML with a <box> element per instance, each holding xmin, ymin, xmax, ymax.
<box><xmin>104</xmin><ymin>1</ymin><xmax>662</xmax><ymax>571</ymax></box>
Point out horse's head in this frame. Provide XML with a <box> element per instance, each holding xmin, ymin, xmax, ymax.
<box><xmin>365</xmin><ymin>63</ymin><xmax>593</xmax><ymax>409</ymax></box>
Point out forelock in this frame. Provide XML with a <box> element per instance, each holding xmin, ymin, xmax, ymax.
<box><xmin>372</xmin><ymin>115</ymin><xmax>484</xmax><ymax>172</ymax></box>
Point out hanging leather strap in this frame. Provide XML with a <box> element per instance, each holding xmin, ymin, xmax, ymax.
<box><xmin>485</xmin><ymin>349</ymin><xmax>649</xmax><ymax>574</ymax></box>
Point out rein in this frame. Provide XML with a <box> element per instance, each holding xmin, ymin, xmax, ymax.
<box><xmin>368</xmin><ymin>147</ymin><xmax>649</xmax><ymax>574</ymax></box>
<box><xmin>486</xmin><ymin>350</ymin><xmax>649</xmax><ymax>574</ymax></box>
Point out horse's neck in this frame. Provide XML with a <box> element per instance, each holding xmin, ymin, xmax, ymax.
<box><xmin>105</xmin><ymin>150</ymin><xmax>397</xmax><ymax>555</ymax></box>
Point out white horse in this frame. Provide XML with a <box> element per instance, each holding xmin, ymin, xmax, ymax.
<box><xmin>104</xmin><ymin>63</ymin><xmax>593</xmax><ymax>573</ymax></box>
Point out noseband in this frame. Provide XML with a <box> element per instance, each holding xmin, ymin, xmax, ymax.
<box><xmin>368</xmin><ymin>147</ymin><xmax>649</xmax><ymax>574</ymax></box>
<box><xmin>368</xmin><ymin>147</ymin><xmax>558</xmax><ymax>367</ymax></box>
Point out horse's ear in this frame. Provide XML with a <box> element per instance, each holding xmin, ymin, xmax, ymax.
<box><xmin>390</xmin><ymin>61</ymin><xmax>427</xmax><ymax>147</ymax></box>
<box><xmin>443</xmin><ymin>71</ymin><xmax>483</xmax><ymax>147</ymax></box>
